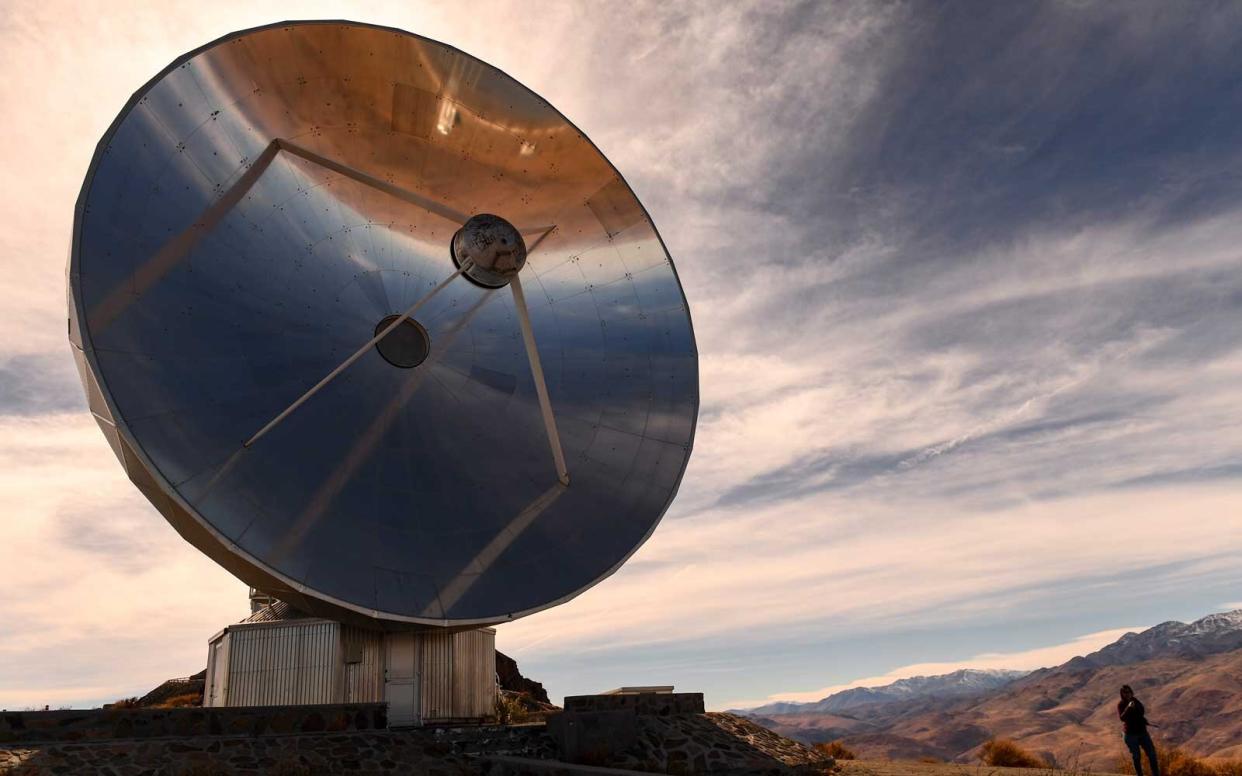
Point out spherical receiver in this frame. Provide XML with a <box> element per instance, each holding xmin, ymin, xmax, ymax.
<box><xmin>451</xmin><ymin>214</ymin><xmax>527</xmax><ymax>288</ymax></box>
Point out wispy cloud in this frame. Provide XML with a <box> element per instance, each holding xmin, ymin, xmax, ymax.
<box><xmin>499</xmin><ymin>484</ymin><xmax>1239</xmax><ymax>667</ymax></box>
<box><xmin>0</xmin><ymin>353</ymin><xmax>85</xmax><ymax>417</ymax></box>
<box><xmin>0</xmin><ymin>414</ymin><xmax>243</xmax><ymax>708</ymax></box>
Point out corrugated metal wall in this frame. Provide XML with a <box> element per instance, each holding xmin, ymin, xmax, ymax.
<box><xmin>452</xmin><ymin>628</ymin><xmax>496</xmax><ymax>719</ymax></box>
<box><xmin>419</xmin><ymin>630</ymin><xmax>455</xmax><ymax>720</ymax></box>
<box><xmin>203</xmin><ymin>619</ymin><xmax>494</xmax><ymax>721</ymax></box>
<box><xmin>419</xmin><ymin>628</ymin><xmax>496</xmax><ymax>720</ymax></box>
<box><xmin>226</xmin><ymin>620</ymin><xmax>340</xmax><ymax>706</ymax></box>
<box><xmin>341</xmin><ymin>625</ymin><xmax>384</xmax><ymax>703</ymax></box>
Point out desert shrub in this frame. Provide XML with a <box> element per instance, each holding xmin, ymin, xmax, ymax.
<box><xmin>979</xmin><ymin>738</ymin><xmax>1046</xmax><ymax>768</ymax></box>
<box><xmin>108</xmin><ymin>697</ymin><xmax>141</xmax><ymax>709</ymax></box>
<box><xmin>918</xmin><ymin>756</ymin><xmax>942</xmax><ymax>764</ymax></box>
<box><xmin>156</xmin><ymin>692</ymin><xmax>202</xmax><ymax>708</ymax></box>
<box><xmin>814</xmin><ymin>741</ymin><xmax>857</xmax><ymax>760</ymax></box>
<box><xmin>495</xmin><ymin>691</ymin><xmax>531</xmax><ymax>725</ymax></box>
<box><xmin>1175</xmin><ymin>758</ymin><xmax>1223</xmax><ymax>776</ymax></box>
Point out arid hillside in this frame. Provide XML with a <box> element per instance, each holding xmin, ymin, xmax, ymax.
<box><xmin>878</xmin><ymin>650</ymin><xmax>1242</xmax><ymax>765</ymax></box>
<box><xmin>751</xmin><ymin>611</ymin><xmax>1242</xmax><ymax>767</ymax></box>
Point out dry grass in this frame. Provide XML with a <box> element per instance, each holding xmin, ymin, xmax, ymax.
<box><xmin>153</xmin><ymin>692</ymin><xmax>202</xmax><ymax>709</ymax></box>
<box><xmin>494</xmin><ymin>691</ymin><xmax>531</xmax><ymax>725</ymax></box>
<box><xmin>1210</xmin><ymin>762</ymin><xmax>1242</xmax><ymax>776</ymax></box>
<box><xmin>833</xmin><ymin>742</ymin><xmax>1238</xmax><ymax>776</ymax></box>
<box><xmin>816</xmin><ymin>741</ymin><xmax>859</xmax><ymax>760</ymax></box>
<box><xmin>837</xmin><ymin>758</ymin><xmax>1110</xmax><ymax>776</ymax></box>
<box><xmin>1113</xmin><ymin>743</ymin><xmax>1242</xmax><ymax>776</ymax></box>
<box><xmin>980</xmin><ymin>739</ymin><xmax>1049</xmax><ymax>769</ymax></box>
<box><xmin>106</xmin><ymin>697</ymin><xmax>141</xmax><ymax>709</ymax></box>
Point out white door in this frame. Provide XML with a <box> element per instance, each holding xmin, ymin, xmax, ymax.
<box><xmin>384</xmin><ymin>633</ymin><xmax>419</xmax><ymax>726</ymax></box>
<box><xmin>207</xmin><ymin>637</ymin><xmax>229</xmax><ymax>706</ymax></box>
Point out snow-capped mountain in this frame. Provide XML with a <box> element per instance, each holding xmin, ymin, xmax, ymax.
<box><xmin>743</xmin><ymin>668</ymin><xmax>1027</xmax><ymax>717</ymax></box>
<box><xmin>1063</xmin><ymin>610</ymin><xmax>1242</xmax><ymax>670</ymax></box>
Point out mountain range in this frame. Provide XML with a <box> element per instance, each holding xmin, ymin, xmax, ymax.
<box><xmin>743</xmin><ymin>610</ymin><xmax>1242</xmax><ymax>766</ymax></box>
<box><xmin>743</xmin><ymin>669</ymin><xmax>1028</xmax><ymax>717</ymax></box>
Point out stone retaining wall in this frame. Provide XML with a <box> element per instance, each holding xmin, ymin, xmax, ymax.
<box><xmin>1</xmin><ymin>723</ymin><xmax>556</xmax><ymax>775</ymax></box>
<box><xmin>0</xmin><ymin>704</ymin><xmax>387</xmax><ymax>745</ymax></box>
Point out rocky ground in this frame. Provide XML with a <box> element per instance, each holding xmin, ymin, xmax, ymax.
<box><xmin>611</xmin><ymin>712</ymin><xmax>834</xmax><ymax>774</ymax></box>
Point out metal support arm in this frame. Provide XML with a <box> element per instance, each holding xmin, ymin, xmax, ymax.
<box><xmin>245</xmin><ymin>261</ymin><xmax>470</xmax><ymax>448</ymax></box>
<box><xmin>509</xmin><ymin>272</ymin><xmax>570</xmax><ymax>486</ymax></box>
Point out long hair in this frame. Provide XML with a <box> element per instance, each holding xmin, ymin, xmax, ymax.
<box><xmin>1120</xmin><ymin>684</ymin><xmax>1134</xmax><ymax>695</ymax></box>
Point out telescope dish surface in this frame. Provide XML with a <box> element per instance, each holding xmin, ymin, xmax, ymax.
<box><xmin>68</xmin><ymin>20</ymin><xmax>698</xmax><ymax>627</ymax></box>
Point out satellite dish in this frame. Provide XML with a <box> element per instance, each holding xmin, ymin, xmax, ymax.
<box><xmin>67</xmin><ymin>20</ymin><xmax>698</xmax><ymax>628</ymax></box>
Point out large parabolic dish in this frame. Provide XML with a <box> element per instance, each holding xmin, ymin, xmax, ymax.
<box><xmin>67</xmin><ymin>20</ymin><xmax>698</xmax><ymax>628</ymax></box>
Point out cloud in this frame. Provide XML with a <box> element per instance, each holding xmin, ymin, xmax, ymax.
<box><xmin>52</xmin><ymin>498</ymin><xmax>160</xmax><ymax>575</ymax></box>
<box><xmin>0</xmin><ymin>414</ymin><xmax>244</xmax><ymax>709</ymax></box>
<box><xmin>0</xmin><ymin>352</ymin><xmax>85</xmax><ymax>416</ymax></box>
<box><xmin>498</xmin><ymin>482</ymin><xmax>1242</xmax><ymax>661</ymax></box>
<box><xmin>725</xmin><ymin>625</ymin><xmax>1143</xmax><ymax>709</ymax></box>
<box><xmin>685</xmin><ymin>209</ymin><xmax>1242</xmax><ymax>517</ymax></box>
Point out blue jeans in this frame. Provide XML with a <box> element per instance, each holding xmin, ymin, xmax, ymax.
<box><xmin>1125</xmin><ymin>730</ymin><xmax>1159</xmax><ymax>776</ymax></box>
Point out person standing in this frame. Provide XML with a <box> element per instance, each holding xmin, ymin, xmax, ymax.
<box><xmin>1118</xmin><ymin>684</ymin><xmax>1160</xmax><ymax>776</ymax></box>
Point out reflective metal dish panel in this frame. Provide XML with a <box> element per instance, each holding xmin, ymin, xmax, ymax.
<box><xmin>69</xmin><ymin>21</ymin><xmax>698</xmax><ymax>627</ymax></box>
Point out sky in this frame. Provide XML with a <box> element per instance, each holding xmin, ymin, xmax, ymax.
<box><xmin>2</xmin><ymin>0</ymin><xmax>1242</xmax><ymax>711</ymax></box>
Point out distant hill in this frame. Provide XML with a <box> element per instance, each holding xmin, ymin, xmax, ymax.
<box><xmin>747</xmin><ymin>610</ymin><xmax>1242</xmax><ymax>767</ymax></box>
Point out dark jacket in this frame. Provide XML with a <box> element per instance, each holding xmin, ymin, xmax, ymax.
<box><xmin>1118</xmin><ymin>698</ymin><xmax>1149</xmax><ymax>734</ymax></box>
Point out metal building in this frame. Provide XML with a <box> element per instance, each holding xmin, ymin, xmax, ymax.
<box><xmin>204</xmin><ymin>601</ymin><xmax>496</xmax><ymax>726</ymax></box>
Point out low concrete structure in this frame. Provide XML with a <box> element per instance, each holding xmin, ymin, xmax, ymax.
<box><xmin>601</xmin><ymin>686</ymin><xmax>674</xmax><ymax>695</ymax></box>
<box><xmin>563</xmin><ymin>691</ymin><xmax>706</xmax><ymax>715</ymax></box>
